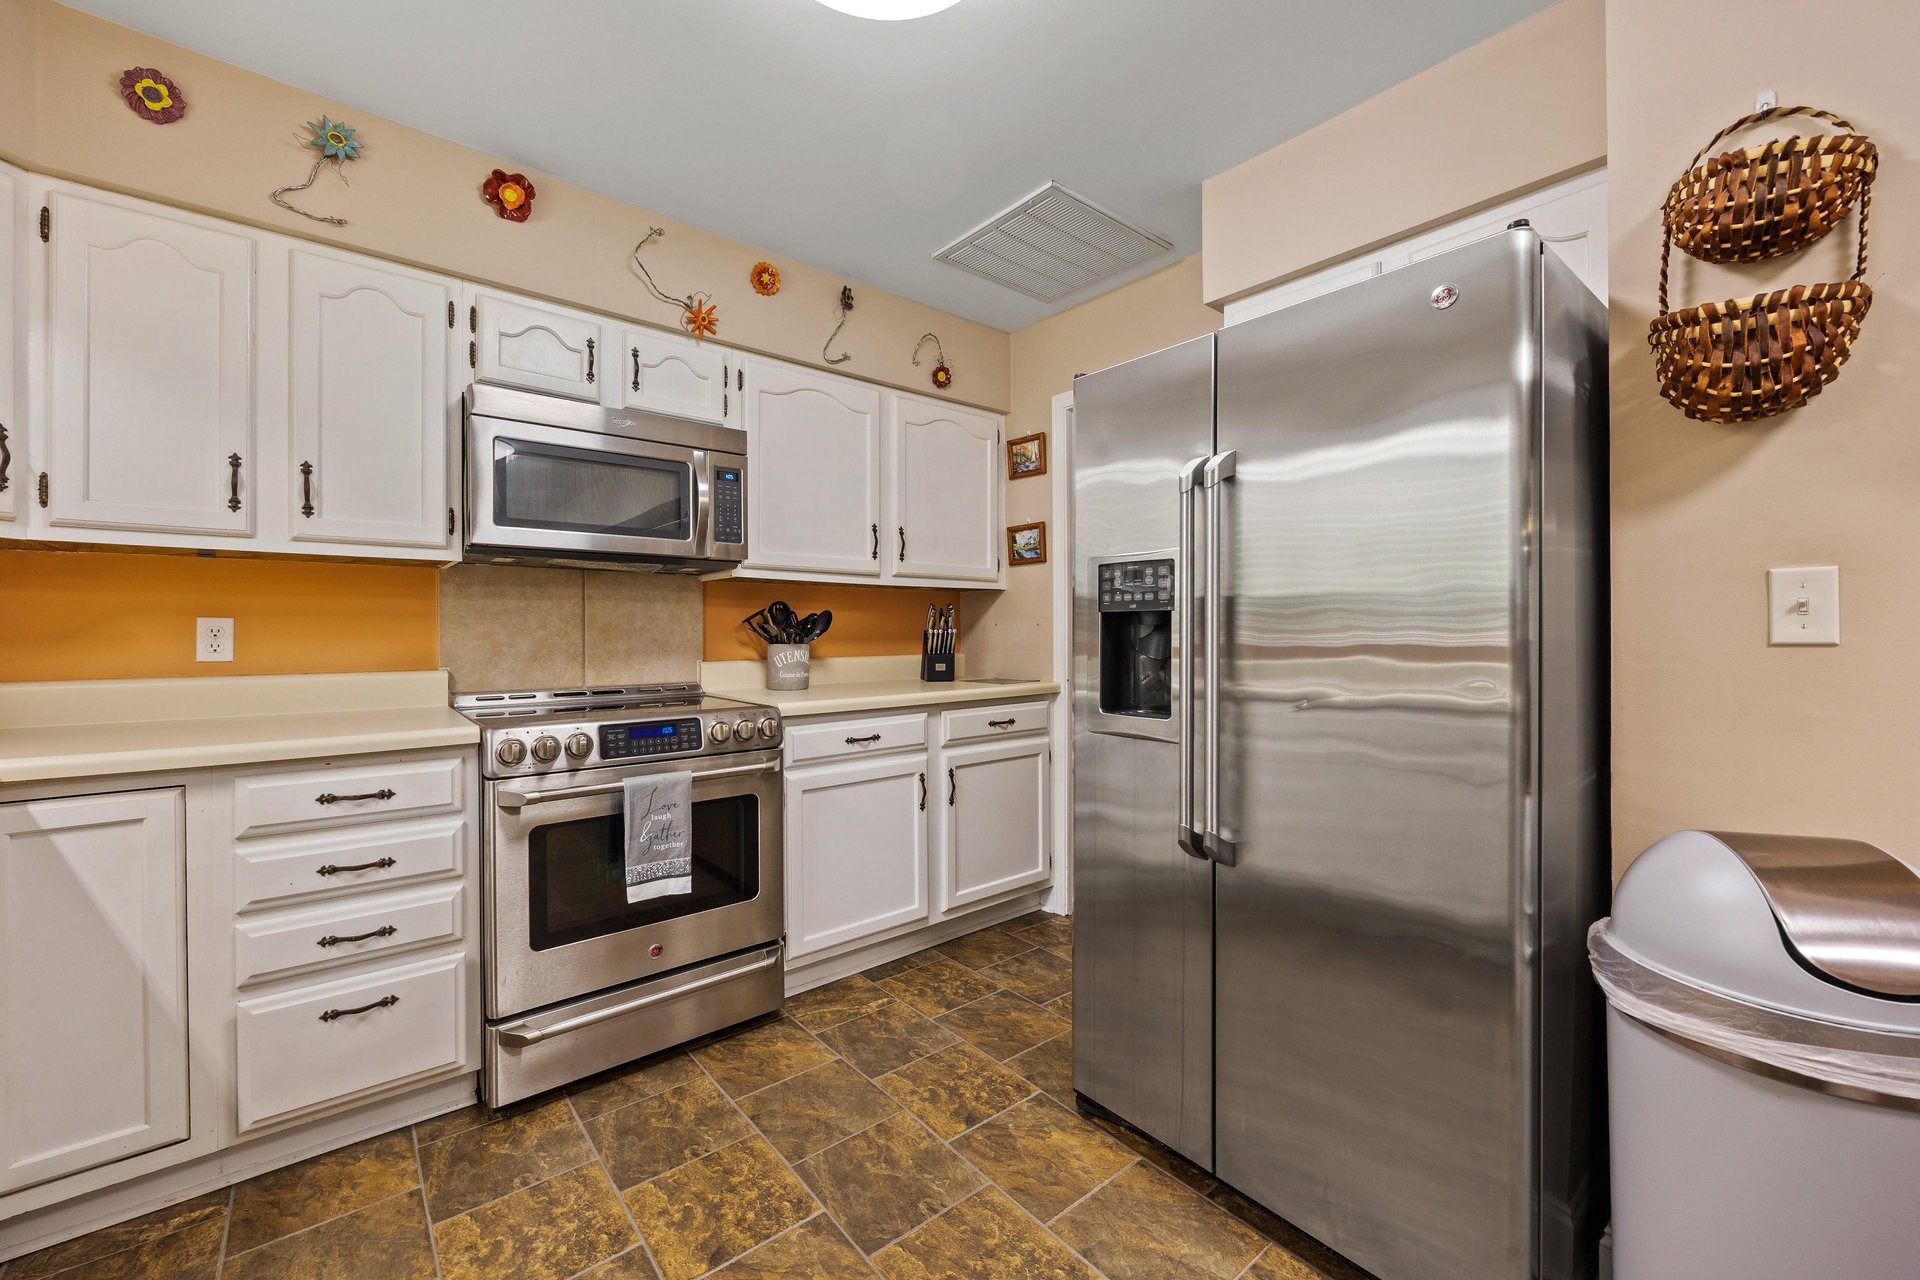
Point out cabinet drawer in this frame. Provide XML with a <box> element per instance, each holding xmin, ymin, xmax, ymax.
<box><xmin>234</xmin><ymin>816</ymin><xmax>467</xmax><ymax>912</ymax></box>
<box><xmin>233</xmin><ymin>756</ymin><xmax>464</xmax><ymax>837</ymax></box>
<box><xmin>786</xmin><ymin>713</ymin><xmax>927</xmax><ymax>765</ymax></box>
<box><xmin>941</xmin><ymin>702</ymin><xmax>1050</xmax><ymax>744</ymax></box>
<box><xmin>235</xmin><ymin>951</ymin><xmax>468</xmax><ymax>1132</ymax></box>
<box><xmin>235</xmin><ymin>882</ymin><xmax>464</xmax><ymax>987</ymax></box>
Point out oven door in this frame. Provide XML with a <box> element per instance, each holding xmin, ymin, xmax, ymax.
<box><xmin>467</xmin><ymin>413</ymin><xmax>717</xmax><ymax>561</ymax></box>
<box><xmin>486</xmin><ymin>750</ymin><xmax>783</xmax><ymax>1018</ymax></box>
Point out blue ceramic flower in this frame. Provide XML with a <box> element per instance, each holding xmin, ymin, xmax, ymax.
<box><xmin>305</xmin><ymin>116</ymin><xmax>361</xmax><ymax>162</ymax></box>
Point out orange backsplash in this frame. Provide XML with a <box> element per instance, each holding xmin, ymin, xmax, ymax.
<box><xmin>703</xmin><ymin>578</ymin><xmax>960</xmax><ymax>662</ymax></box>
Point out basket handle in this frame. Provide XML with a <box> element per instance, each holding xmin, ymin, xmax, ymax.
<box><xmin>1659</xmin><ymin>105</ymin><xmax>1871</xmax><ymax>314</ymax></box>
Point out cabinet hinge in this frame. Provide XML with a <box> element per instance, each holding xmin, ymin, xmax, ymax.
<box><xmin>38</xmin><ymin>206</ymin><xmax>50</xmax><ymax>243</ymax></box>
<box><xmin>37</xmin><ymin>472</ymin><xmax>48</xmax><ymax>508</ymax></box>
<box><xmin>737</xmin><ymin>367</ymin><xmax>744</xmax><ymax>392</ymax></box>
<box><xmin>723</xmin><ymin>391</ymin><xmax>729</xmax><ymax>418</ymax></box>
<box><xmin>448</xmin><ymin>507</ymin><xmax>456</xmax><ymax>537</ymax></box>
<box><xmin>469</xmin><ymin>341</ymin><xmax>477</xmax><ymax>370</ymax></box>
<box><xmin>469</xmin><ymin>305</ymin><xmax>477</xmax><ymax>334</ymax></box>
<box><xmin>447</xmin><ymin>301</ymin><xmax>455</xmax><ymax>329</ymax></box>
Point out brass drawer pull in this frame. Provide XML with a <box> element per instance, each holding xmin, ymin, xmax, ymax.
<box><xmin>988</xmin><ymin>718</ymin><xmax>1016</xmax><ymax>729</ymax></box>
<box><xmin>315</xmin><ymin>788</ymin><xmax>397</xmax><ymax>805</ymax></box>
<box><xmin>315</xmin><ymin>857</ymin><xmax>398</xmax><ymax>876</ymax></box>
<box><xmin>317</xmin><ymin>925</ymin><xmax>398</xmax><ymax>948</ymax></box>
<box><xmin>845</xmin><ymin>734</ymin><xmax>882</xmax><ymax>746</ymax></box>
<box><xmin>317</xmin><ymin>994</ymin><xmax>399</xmax><ymax>1022</ymax></box>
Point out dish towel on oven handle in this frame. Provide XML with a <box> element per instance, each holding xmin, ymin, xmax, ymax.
<box><xmin>624</xmin><ymin>771</ymin><xmax>693</xmax><ymax>901</ymax></box>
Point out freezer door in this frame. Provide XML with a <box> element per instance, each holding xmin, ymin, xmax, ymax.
<box><xmin>1212</xmin><ymin>230</ymin><xmax>1541</xmax><ymax>1280</ymax></box>
<box><xmin>1070</xmin><ymin>334</ymin><xmax>1215</xmax><ymax>1168</ymax></box>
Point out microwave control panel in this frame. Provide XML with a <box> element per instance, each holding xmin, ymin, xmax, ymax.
<box><xmin>1097</xmin><ymin>558</ymin><xmax>1175</xmax><ymax>612</ymax></box>
<box><xmin>600</xmin><ymin>718</ymin><xmax>705</xmax><ymax>760</ymax></box>
<box><xmin>713</xmin><ymin>467</ymin><xmax>744</xmax><ymax>545</ymax></box>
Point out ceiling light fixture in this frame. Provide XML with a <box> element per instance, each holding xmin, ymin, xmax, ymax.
<box><xmin>813</xmin><ymin>0</ymin><xmax>963</xmax><ymax>19</ymax></box>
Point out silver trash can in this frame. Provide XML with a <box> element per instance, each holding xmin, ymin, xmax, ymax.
<box><xmin>1592</xmin><ymin>831</ymin><xmax>1920</xmax><ymax>1280</ymax></box>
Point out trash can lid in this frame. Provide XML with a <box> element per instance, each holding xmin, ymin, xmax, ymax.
<box><xmin>1608</xmin><ymin>830</ymin><xmax>1920</xmax><ymax>1033</ymax></box>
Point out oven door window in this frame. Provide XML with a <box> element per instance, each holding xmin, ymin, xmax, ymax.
<box><xmin>493</xmin><ymin>437</ymin><xmax>694</xmax><ymax>541</ymax></box>
<box><xmin>527</xmin><ymin>794</ymin><xmax>757</xmax><ymax>950</ymax></box>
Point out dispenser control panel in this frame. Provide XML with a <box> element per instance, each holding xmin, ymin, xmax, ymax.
<box><xmin>1097</xmin><ymin>558</ymin><xmax>1175</xmax><ymax>612</ymax></box>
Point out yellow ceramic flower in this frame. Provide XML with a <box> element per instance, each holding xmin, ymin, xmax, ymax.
<box><xmin>134</xmin><ymin>78</ymin><xmax>173</xmax><ymax>111</ymax></box>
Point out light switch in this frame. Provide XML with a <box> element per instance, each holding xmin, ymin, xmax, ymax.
<box><xmin>1768</xmin><ymin>566</ymin><xmax>1839</xmax><ymax>646</ymax></box>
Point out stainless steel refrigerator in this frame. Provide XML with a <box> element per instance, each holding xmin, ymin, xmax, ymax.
<box><xmin>1072</xmin><ymin>225</ymin><xmax>1607</xmax><ymax>1280</ymax></box>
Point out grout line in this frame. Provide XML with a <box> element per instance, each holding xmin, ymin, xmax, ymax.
<box><xmin>1232</xmin><ymin>1244</ymin><xmax>1272</xmax><ymax>1280</ymax></box>
<box><xmin>1044</xmin><ymin>1155</ymin><xmax>1142</xmax><ymax>1227</ymax></box>
<box><xmin>218</xmin><ymin>1186</ymin><xmax>425</xmax><ymax>1265</ymax></box>
<box><xmin>408</xmin><ymin>1125</ymin><xmax>446</xmax><ymax>1280</ymax></box>
<box><xmin>565</xmin><ymin>1092</ymin><xmax>664</xmax><ymax>1280</ymax></box>
<box><xmin>210</xmin><ymin>1184</ymin><xmax>236</xmax><ymax>1280</ymax></box>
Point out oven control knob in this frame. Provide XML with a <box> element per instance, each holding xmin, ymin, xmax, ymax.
<box><xmin>734</xmin><ymin>719</ymin><xmax>756</xmax><ymax>741</ymax></box>
<box><xmin>565</xmin><ymin>732</ymin><xmax>593</xmax><ymax>760</ymax></box>
<box><xmin>757</xmin><ymin>717</ymin><xmax>780</xmax><ymax>740</ymax></box>
<box><xmin>495</xmin><ymin>738</ymin><xmax>528</xmax><ymax>767</ymax></box>
<box><xmin>531</xmin><ymin>734</ymin><xmax>561</xmax><ymax>763</ymax></box>
<box><xmin>708</xmin><ymin>721</ymin><xmax>732</xmax><ymax>744</ymax></box>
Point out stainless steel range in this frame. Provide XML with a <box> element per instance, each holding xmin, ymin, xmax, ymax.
<box><xmin>457</xmin><ymin>683</ymin><xmax>785</xmax><ymax>1106</ymax></box>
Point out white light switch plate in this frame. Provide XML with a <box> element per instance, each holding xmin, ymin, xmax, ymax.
<box><xmin>1768</xmin><ymin>566</ymin><xmax>1839</xmax><ymax>646</ymax></box>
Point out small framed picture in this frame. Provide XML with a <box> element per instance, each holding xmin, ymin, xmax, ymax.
<box><xmin>1007</xmin><ymin>432</ymin><xmax>1048</xmax><ymax>479</ymax></box>
<box><xmin>1007</xmin><ymin>520</ymin><xmax>1048</xmax><ymax>566</ymax></box>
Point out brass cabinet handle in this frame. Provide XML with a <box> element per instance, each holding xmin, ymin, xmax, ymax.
<box><xmin>317</xmin><ymin>925</ymin><xmax>397</xmax><ymax>948</ymax></box>
<box><xmin>316</xmin><ymin>857</ymin><xmax>398</xmax><ymax>877</ymax></box>
<box><xmin>918</xmin><ymin>772</ymin><xmax>927</xmax><ymax>811</ymax></box>
<box><xmin>871</xmin><ymin>523</ymin><xmax>879</xmax><ymax>560</ymax></box>
<box><xmin>299</xmin><ymin>460</ymin><xmax>315</xmax><ymax>518</ymax></box>
<box><xmin>632</xmin><ymin>347</ymin><xmax>641</xmax><ymax>392</ymax></box>
<box><xmin>988</xmin><ymin>718</ymin><xmax>1016</xmax><ymax>729</ymax></box>
<box><xmin>227</xmin><ymin>453</ymin><xmax>243</xmax><ymax>512</ymax></box>
<box><xmin>315</xmin><ymin>788</ymin><xmax>397</xmax><ymax>805</ymax></box>
<box><xmin>845</xmin><ymin>734</ymin><xmax>882</xmax><ymax>746</ymax></box>
<box><xmin>586</xmin><ymin>337</ymin><xmax>596</xmax><ymax>384</ymax></box>
<box><xmin>317</xmin><ymin>994</ymin><xmax>399</xmax><ymax>1022</ymax></box>
<box><xmin>948</xmin><ymin>767</ymin><xmax>956</xmax><ymax>806</ymax></box>
<box><xmin>0</xmin><ymin>422</ymin><xmax>10</xmax><ymax>494</ymax></box>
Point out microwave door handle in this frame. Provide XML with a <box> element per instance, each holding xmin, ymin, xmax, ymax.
<box><xmin>496</xmin><ymin>758</ymin><xmax>778</xmax><ymax>811</ymax></box>
<box><xmin>1202</xmin><ymin>450</ymin><xmax>1237</xmax><ymax>866</ymax></box>
<box><xmin>1177</xmin><ymin>455</ymin><xmax>1209</xmax><ymax>859</ymax></box>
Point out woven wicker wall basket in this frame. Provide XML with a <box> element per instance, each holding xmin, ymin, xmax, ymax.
<box><xmin>1651</xmin><ymin>105</ymin><xmax>1875</xmax><ymax>425</ymax></box>
<box><xmin>1665</xmin><ymin>105</ymin><xmax>1877</xmax><ymax>264</ymax></box>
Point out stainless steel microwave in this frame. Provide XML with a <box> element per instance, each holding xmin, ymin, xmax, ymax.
<box><xmin>463</xmin><ymin>384</ymin><xmax>747</xmax><ymax>572</ymax></box>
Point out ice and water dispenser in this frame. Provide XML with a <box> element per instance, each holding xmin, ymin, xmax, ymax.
<box><xmin>1096</xmin><ymin>556</ymin><xmax>1175</xmax><ymax>721</ymax></box>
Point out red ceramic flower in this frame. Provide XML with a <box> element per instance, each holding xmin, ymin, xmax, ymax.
<box><xmin>931</xmin><ymin>364</ymin><xmax>953</xmax><ymax>390</ymax></box>
<box><xmin>120</xmin><ymin>68</ymin><xmax>185</xmax><ymax>125</ymax></box>
<box><xmin>482</xmin><ymin>169</ymin><xmax>535</xmax><ymax>222</ymax></box>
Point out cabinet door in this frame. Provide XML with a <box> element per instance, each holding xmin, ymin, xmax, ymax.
<box><xmin>786</xmin><ymin>752</ymin><xmax>928</xmax><ymax>959</ymax></box>
<box><xmin>0</xmin><ymin>163</ymin><xmax>19</xmax><ymax>525</ymax></box>
<box><xmin>0</xmin><ymin>788</ymin><xmax>188</xmax><ymax>1193</ymax></box>
<box><xmin>48</xmin><ymin>192</ymin><xmax>254</xmax><ymax>535</ymax></box>
<box><xmin>471</xmin><ymin>289</ymin><xmax>606</xmax><ymax>403</ymax></box>
<box><xmin>622</xmin><ymin>327</ymin><xmax>732</xmax><ymax>425</ymax></box>
<box><xmin>937</xmin><ymin>736</ymin><xmax>1050</xmax><ymax>914</ymax></box>
<box><xmin>289</xmin><ymin>250</ymin><xmax>452</xmax><ymax>549</ymax></box>
<box><xmin>743</xmin><ymin>356</ymin><xmax>882</xmax><ymax>577</ymax></box>
<box><xmin>887</xmin><ymin>394</ymin><xmax>1002</xmax><ymax>582</ymax></box>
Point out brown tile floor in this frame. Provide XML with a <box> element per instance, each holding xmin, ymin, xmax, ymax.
<box><xmin>2</xmin><ymin>914</ymin><xmax>1367</xmax><ymax>1280</ymax></box>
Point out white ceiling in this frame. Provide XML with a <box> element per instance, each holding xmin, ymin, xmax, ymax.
<box><xmin>62</xmin><ymin>0</ymin><xmax>1555</xmax><ymax>330</ymax></box>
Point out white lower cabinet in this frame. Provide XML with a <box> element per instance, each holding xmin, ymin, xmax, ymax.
<box><xmin>0</xmin><ymin>789</ymin><xmax>188</xmax><ymax>1194</ymax></box>
<box><xmin>936</xmin><ymin>734</ymin><xmax>1051</xmax><ymax>914</ymax></box>
<box><xmin>784</xmin><ymin>751</ymin><xmax>929</xmax><ymax>960</ymax></box>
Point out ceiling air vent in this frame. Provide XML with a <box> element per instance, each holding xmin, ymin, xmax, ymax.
<box><xmin>933</xmin><ymin>182</ymin><xmax>1172</xmax><ymax>303</ymax></box>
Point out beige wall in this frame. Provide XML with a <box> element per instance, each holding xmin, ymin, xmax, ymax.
<box><xmin>3</xmin><ymin>0</ymin><xmax>1009</xmax><ymax>409</ymax></box>
<box><xmin>1202</xmin><ymin>0</ymin><xmax>1605</xmax><ymax>308</ymax></box>
<box><xmin>967</xmin><ymin>255</ymin><xmax>1222</xmax><ymax>676</ymax></box>
<box><xmin>1607</xmin><ymin>1</ymin><xmax>1920</xmax><ymax>872</ymax></box>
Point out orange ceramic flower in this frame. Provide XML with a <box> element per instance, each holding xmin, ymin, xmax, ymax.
<box><xmin>482</xmin><ymin>169</ymin><xmax>536</xmax><ymax>223</ymax></box>
<box><xmin>683</xmin><ymin>297</ymin><xmax>719</xmax><ymax>340</ymax></box>
<box><xmin>750</xmin><ymin>261</ymin><xmax>782</xmax><ymax>297</ymax></box>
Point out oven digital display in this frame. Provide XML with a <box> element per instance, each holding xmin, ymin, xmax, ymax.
<box><xmin>627</xmin><ymin>724</ymin><xmax>677</xmax><ymax>739</ymax></box>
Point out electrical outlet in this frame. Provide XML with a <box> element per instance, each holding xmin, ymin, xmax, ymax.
<box><xmin>196</xmin><ymin>617</ymin><xmax>235</xmax><ymax>663</ymax></box>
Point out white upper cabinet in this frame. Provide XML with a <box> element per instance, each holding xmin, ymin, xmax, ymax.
<box><xmin>742</xmin><ymin>354</ymin><xmax>883</xmax><ymax>577</ymax></box>
<box><xmin>47</xmin><ymin>191</ymin><xmax>254</xmax><ymax>536</ymax></box>
<box><xmin>469</xmin><ymin>288</ymin><xmax>605</xmax><ymax>403</ymax></box>
<box><xmin>286</xmin><ymin>248</ymin><xmax>452</xmax><ymax>549</ymax></box>
<box><xmin>622</xmin><ymin>327</ymin><xmax>732</xmax><ymax>425</ymax></box>
<box><xmin>0</xmin><ymin>163</ymin><xmax>20</xmax><ymax>525</ymax></box>
<box><xmin>887</xmin><ymin>392</ymin><xmax>1001</xmax><ymax>583</ymax></box>
<box><xmin>0</xmin><ymin>788</ymin><xmax>189</xmax><ymax>1194</ymax></box>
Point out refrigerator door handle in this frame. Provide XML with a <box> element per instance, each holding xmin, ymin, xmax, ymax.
<box><xmin>1176</xmin><ymin>455</ymin><xmax>1210</xmax><ymax>859</ymax></box>
<box><xmin>1202</xmin><ymin>449</ymin><xmax>1238</xmax><ymax>866</ymax></box>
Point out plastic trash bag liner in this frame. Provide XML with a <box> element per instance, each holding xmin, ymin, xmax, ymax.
<box><xmin>1590</xmin><ymin>918</ymin><xmax>1920</xmax><ymax>1105</ymax></box>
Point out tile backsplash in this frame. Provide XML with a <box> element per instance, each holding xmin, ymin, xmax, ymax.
<box><xmin>438</xmin><ymin>564</ymin><xmax>702</xmax><ymax>693</ymax></box>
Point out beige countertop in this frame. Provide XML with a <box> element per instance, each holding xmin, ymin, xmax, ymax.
<box><xmin>702</xmin><ymin>656</ymin><xmax>1060</xmax><ymax>719</ymax></box>
<box><xmin>0</xmin><ymin>671</ymin><xmax>477</xmax><ymax>786</ymax></box>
